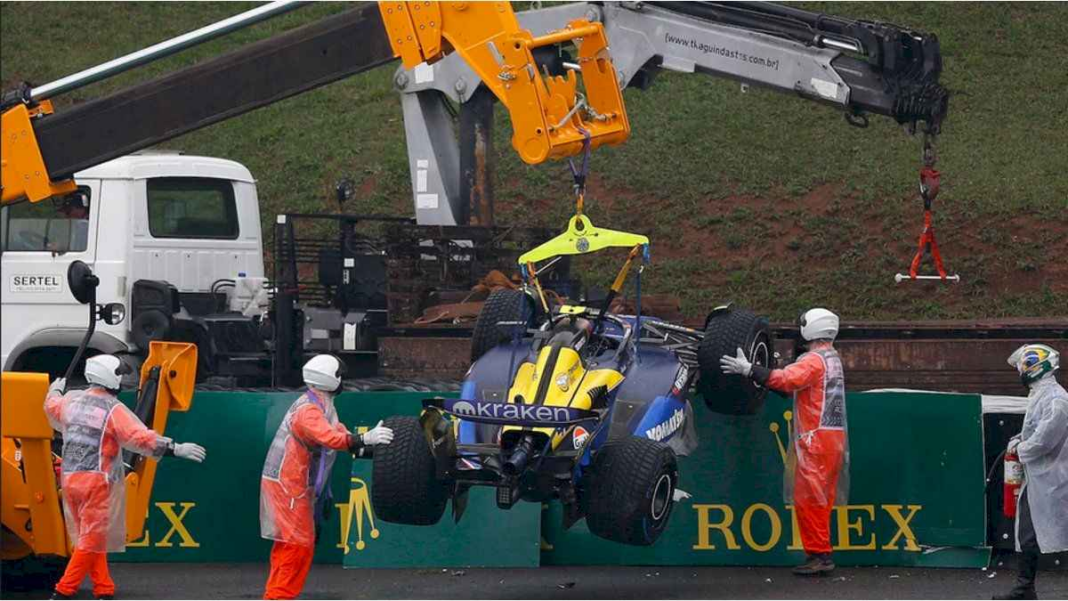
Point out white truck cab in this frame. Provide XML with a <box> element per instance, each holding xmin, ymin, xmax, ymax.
<box><xmin>1</xmin><ymin>153</ymin><xmax>265</xmax><ymax>374</ymax></box>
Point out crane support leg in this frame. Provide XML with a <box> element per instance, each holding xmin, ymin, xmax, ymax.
<box><xmin>460</xmin><ymin>86</ymin><xmax>496</xmax><ymax>227</ymax></box>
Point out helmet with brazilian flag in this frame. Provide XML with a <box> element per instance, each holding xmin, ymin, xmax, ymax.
<box><xmin>1007</xmin><ymin>343</ymin><xmax>1060</xmax><ymax>386</ymax></box>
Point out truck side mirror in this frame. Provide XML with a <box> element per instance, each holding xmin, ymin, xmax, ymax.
<box><xmin>63</xmin><ymin>260</ymin><xmax>102</xmax><ymax>383</ymax></box>
<box><xmin>67</xmin><ymin>260</ymin><xmax>99</xmax><ymax>305</ymax></box>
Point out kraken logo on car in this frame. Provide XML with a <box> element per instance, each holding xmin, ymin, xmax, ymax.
<box><xmin>768</xmin><ymin>410</ymin><xmax>794</xmax><ymax>464</ymax></box>
<box><xmin>452</xmin><ymin>401</ymin><xmax>477</xmax><ymax>416</ymax></box>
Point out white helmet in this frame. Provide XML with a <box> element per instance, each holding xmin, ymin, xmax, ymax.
<box><xmin>85</xmin><ymin>354</ymin><xmax>131</xmax><ymax>391</ymax></box>
<box><xmin>303</xmin><ymin>354</ymin><xmax>346</xmax><ymax>393</ymax></box>
<box><xmin>799</xmin><ymin>308</ymin><xmax>839</xmax><ymax>341</ymax></box>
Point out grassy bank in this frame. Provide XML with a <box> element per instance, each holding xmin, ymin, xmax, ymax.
<box><xmin>3</xmin><ymin>2</ymin><xmax>1065</xmax><ymax>321</ymax></box>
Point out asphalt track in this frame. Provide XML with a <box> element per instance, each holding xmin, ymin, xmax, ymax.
<box><xmin>3</xmin><ymin>561</ymin><xmax>1067</xmax><ymax>600</ymax></box>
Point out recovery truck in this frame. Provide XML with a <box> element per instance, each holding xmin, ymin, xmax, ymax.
<box><xmin>1</xmin><ymin>0</ymin><xmax>949</xmax><ymax>563</ymax></box>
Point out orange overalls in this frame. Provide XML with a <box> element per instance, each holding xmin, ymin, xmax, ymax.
<box><xmin>44</xmin><ymin>386</ymin><xmax>173</xmax><ymax>598</ymax></box>
<box><xmin>766</xmin><ymin>349</ymin><xmax>848</xmax><ymax>555</ymax></box>
<box><xmin>260</xmin><ymin>389</ymin><xmax>354</xmax><ymax>600</ymax></box>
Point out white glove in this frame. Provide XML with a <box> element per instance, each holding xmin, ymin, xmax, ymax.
<box><xmin>48</xmin><ymin>378</ymin><xmax>67</xmax><ymax>396</ymax></box>
<box><xmin>719</xmin><ymin>347</ymin><xmax>753</xmax><ymax>377</ymax></box>
<box><xmin>361</xmin><ymin>421</ymin><xmax>394</xmax><ymax>446</ymax></box>
<box><xmin>1007</xmin><ymin>436</ymin><xmax>1021</xmax><ymax>455</ymax></box>
<box><xmin>173</xmin><ymin>442</ymin><xmax>207</xmax><ymax>463</ymax></box>
<box><xmin>673</xmin><ymin>488</ymin><xmax>693</xmax><ymax>502</ymax></box>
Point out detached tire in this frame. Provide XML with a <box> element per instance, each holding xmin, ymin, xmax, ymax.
<box><xmin>370</xmin><ymin>416</ymin><xmax>448</xmax><ymax>526</ymax></box>
<box><xmin>470</xmin><ymin>289</ymin><xmax>536</xmax><ymax>362</ymax></box>
<box><xmin>586</xmin><ymin>437</ymin><xmax>678</xmax><ymax>546</ymax></box>
<box><xmin>697</xmin><ymin>307</ymin><xmax>774</xmax><ymax>415</ymax></box>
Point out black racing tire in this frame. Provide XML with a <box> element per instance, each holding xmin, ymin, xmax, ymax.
<box><xmin>370</xmin><ymin>416</ymin><xmax>448</xmax><ymax>526</ymax></box>
<box><xmin>697</xmin><ymin>307</ymin><xmax>774</xmax><ymax>415</ymax></box>
<box><xmin>586</xmin><ymin>436</ymin><xmax>678</xmax><ymax>546</ymax></box>
<box><xmin>470</xmin><ymin>289</ymin><xmax>536</xmax><ymax>362</ymax></box>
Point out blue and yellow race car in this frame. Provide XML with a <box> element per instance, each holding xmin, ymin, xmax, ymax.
<box><xmin>371</xmin><ymin>214</ymin><xmax>772</xmax><ymax>546</ymax></box>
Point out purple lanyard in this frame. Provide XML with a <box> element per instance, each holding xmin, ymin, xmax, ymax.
<box><xmin>305</xmin><ymin>389</ymin><xmax>330</xmax><ymax>496</ymax></box>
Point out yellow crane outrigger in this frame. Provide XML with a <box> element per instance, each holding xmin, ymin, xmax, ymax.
<box><xmin>1</xmin><ymin>258</ymin><xmax>199</xmax><ymax>565</ymax></box>
<box><xmin>1</xmin><ymin>342</ymin><xmax>197</xmax><ymax>561</ymax></box>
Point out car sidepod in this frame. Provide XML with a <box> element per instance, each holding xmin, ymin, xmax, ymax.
<box><xmin>607</xmin><ymin>345</ymin><xmax>698</xmax><ymax>456</ymax></box>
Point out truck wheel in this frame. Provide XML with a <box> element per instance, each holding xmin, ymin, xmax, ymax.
<box><xmin>586</xmin><ymin>436</ymin><xmax>678</xmax><ymax>546</ymax></box>
<box><xmin>370</xmin><ymin>416</ymin><xmax>448</xmax><ymax>526</ymax></box>
<box><xmin>0</xmin><ymin>549</ymin><xmax>65</xmax><ymax>593</ymax></box>
<box><xmin>697</xmin><ymin>307</ymin><xmax>773</xmax><ymax>415</ymax></box>
<box><xmin>470</xmin><ymin>289</ymin><xmax>536</xmax><ymax>362</ymax></box>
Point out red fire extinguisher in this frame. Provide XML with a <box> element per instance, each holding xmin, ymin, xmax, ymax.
<box><xmin>1004</xmin><ymin>448</ymin><xmax>1023</xmax><ymax>518</ymax></box>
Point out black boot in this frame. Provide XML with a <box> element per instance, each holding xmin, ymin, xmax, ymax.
<box><xmin>792</xmin><ymin>553</ymin><xmax>835</xmax><ymax>575</ymax></box>
<box><xmin>993</xmin><ymin>551</ymin><xmax>1038</xmax><ymax>600</ymax></box>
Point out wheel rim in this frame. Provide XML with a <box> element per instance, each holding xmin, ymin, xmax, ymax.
<box><xmin>650</xmin><ymin>473</ymin><xmax>673</xmax><ymax>521</ymax></box>
<box><xmin>750</xmin><ymin>336</ymin><xmax>770</xmax><ymax>389</ymax></box>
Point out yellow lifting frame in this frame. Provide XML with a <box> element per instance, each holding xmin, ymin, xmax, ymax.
<box><xmin>518</xmin><ymin>214</ymin><xmax>648</xmax><ymax>265</ymax></box>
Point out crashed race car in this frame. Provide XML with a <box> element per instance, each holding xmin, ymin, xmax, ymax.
<box><xmin>371</xmin><ymin>214</ymin><xmax>773</xmax><ymax>546</ymax></box>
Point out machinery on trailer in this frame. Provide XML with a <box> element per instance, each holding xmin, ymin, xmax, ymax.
<box><xmin>2</xmin><ymin>1</ymin><xmax>950</xmax><ymax>386</ymax></box>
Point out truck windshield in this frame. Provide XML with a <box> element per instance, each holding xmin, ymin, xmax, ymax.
<box><xmin>0</xmin><ymin>188</ymin><xmax>91</xmax><ymax>253</ymax></box>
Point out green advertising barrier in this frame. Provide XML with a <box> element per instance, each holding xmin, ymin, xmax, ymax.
<box><xmin>116</xmin><ymin>391</ymin><xmax>538</xmax><ymax>565</ymax></box>
<box><xmin>541</xmin><ymin>391</ymin><xmax>989</xmax><ymax>568</ymax></box>
<box><xmin>343</xmin><ymin>466</ymin><xmax>540</xmax><ymax>568</ymax></box>
<box><xmin>114</xmin><ymin>389</ymin><xmax>989</xmax><ymax>569</ymax></box>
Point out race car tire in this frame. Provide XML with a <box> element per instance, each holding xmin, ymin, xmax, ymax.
<box><xmin>370</xmin><ymin>416</ymin><xmax>448</xmax><ymax>525</ymax></box>
<box><xmin>697</xmin><ymin>306</ymin><xmax>774</xmax><ymax>415</ymax></box>
<box><xmin>470</xmin><ymin>289</ymin><xmax>537</xmax><ymax>362</ymax></box>
<box><xmin>586</xmin><ymin>436</ymin><xmax>678</xmax><ymax>546</ymax></box>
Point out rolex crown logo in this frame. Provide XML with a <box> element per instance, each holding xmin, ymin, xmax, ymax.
<box><xmin>338</xmin><ymin>426</ymin><xmax>380</xmax><ymax>553</ymax></box>
<box><xmin>341</xmin><ymin>477</ymin><xmax>379</xmax><ymax>552</ymax></box>
<box><xmin>768</xmin><ymin>410</ymin><xmax>793</xmax><ymax>465</ymax></box>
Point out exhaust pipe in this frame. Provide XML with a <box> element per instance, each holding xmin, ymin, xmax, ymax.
<box><xmin>502</xmin><ymin>434</ymin><xmax>536</xmax><ymax>476</ymax></box>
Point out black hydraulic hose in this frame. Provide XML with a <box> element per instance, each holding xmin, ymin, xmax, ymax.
<box><xmin>985</xmin><ymin>448</ymin><xmax>1007</xmax><ymax>492</ymax></box>
<box><xmin>63</xmin><ymin>300</ymin><xmax>97</xmax><ymax>383</ymax></box>
<box><xmin>124</xmin><ymin>366</ymin><xmax>161</xmax><ymax>472</ymax></box>
<box><xmin>210</xmin><ymin>278</ymin><xmax>235</xmax><ymax>295</ymax></box>
<box><xmin>723</xmin><ymin>2</ymin><xmax>859</xmax><ymax>36</ymax></box>
<box><xmin>650</xmin><ymin>2</ymin><xmax>868</xmax><ymax>56</ymax></box>
<box><xmin>650</xmin><ymin>1</ymin><xmax>820</xmax><ymax>46</ymax></box>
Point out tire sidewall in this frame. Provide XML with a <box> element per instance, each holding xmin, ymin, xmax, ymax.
<box><xmin>698</xmin><ymin>309</ymin><xmax>774</xmax><ymax>415</ymax></box>
<box><xmin>640</xmin><ymin>452</ymin><xmax>678</xmax><ymax>543</ymax></box>
<box><xmin>587</xmin><ymin>438</ymin><xmax>678</xmax><ymax>546</ymax></box>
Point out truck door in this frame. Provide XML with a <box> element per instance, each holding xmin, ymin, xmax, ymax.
<box><xmin>131</xmin><ymin>176</ymin><xmax>263</xmax><ymax>294</ymax></box>
<box><xmin>1</xmin><ymin>181</ymin><xmax>101</xmax><ymax>369</ymax></box>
